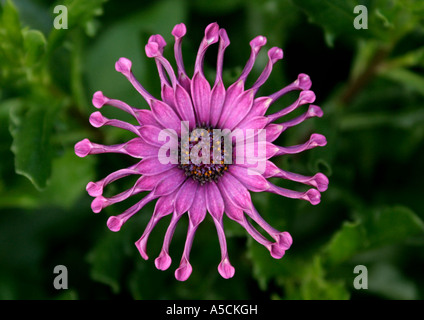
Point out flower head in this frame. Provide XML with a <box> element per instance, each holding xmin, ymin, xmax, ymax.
<box><xmin>75</xmin><ymin>22</ymin><xmax>328</xmax><ymax>281</ymax></box>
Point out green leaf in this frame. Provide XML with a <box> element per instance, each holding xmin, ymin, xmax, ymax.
<box><xmin>363</xmin><ymin>206</ymin><xmax>424</xmax><ymax>246</ymax></box>
<box><xmin>9</xmin><ymin>100</ymin><xmax>57</xmax><ymax>190</ymax></box>
<box><xmin>323</xmin><ymin>206</ymin><xmax>424</xmax><ymax>265</ymax></box>
<box><xmin>323</xmin><ymin>221</ymin><xmax>366</xmax><ymax>266</ymax></box>
<box><xmin>292</xmin><ymin>0</ymin><xmax>424</xmax><ymax>46</ymax></box>
<box><xmin>291</xmin><ymin>0</ymin><xmax>359</xmax><ymax>46</ymax></box>
<box><xmin>339</xmin><ymin>109</ymin><xmax>424</xmax><ymax>131</ymax></box>
<box><xmin>39</xmin><ymin>148</ymin><xmax>95</xmax><ymax>208</ymax></box>
<box><xmin>367</xmin><ymin>263</ymin><xmax>419</xmax><ymax>300</ymax></box>
<box><xmin>22</xmin><ymin>29</ymin><xmax>46</xmax><ymax>65</ymax></box>
<box><xmin>0</xmin><ymin>0</ymin><xmax>23</xmax><ymax>47</ymax></box>
<box><xmin>87</xmin><ymin>231</ymin><xmax>132</xmax><ymax>294</ymax></box>
<box><xmin>386</xmin><ymin>46</ymin><xmax>424</xmax><ymax>69</ymax></box>
<box><xmin>287</xmin><ymin>256</ymin><xmax>350</xmax><ymax>300</ymax></box>
<box><xmin>47</xmin><ymin>0</ymin><xmax>108</xmax><ymax>54</ymax></box>
<box><xmin>378</xmin><ymin>67</ymin><xmax>424</xmax><ymax>96</ymax></box>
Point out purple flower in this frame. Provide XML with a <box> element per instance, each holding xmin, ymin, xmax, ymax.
<box><xmin>75</xmin><ymin>22</ymin><xmax>328</xmax><ymax>281</ymax></box>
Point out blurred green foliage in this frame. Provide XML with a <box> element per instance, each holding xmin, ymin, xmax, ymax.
<box><xmin>0</xmin><ymin>0</ymin><xmax>423</xmax><ymax>300</ymax></box>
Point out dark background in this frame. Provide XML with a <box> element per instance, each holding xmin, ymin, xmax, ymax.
<box><xmin>0</xmin><ymin>0</ymin><xmax>423</xmax><ymax>300</ymax></box>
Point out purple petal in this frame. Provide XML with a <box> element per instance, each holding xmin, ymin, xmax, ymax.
<box><xmin>174</xmin><ymin>179</ymin><xmax>199</xmax><ymax>215</ymax></box>
<box><xmin>209</xmin><ymin>80</ymin><xmax>226</xmax><ymax>128</ymax></box>
<box><xmin>221</xmin><ymin>89</ymin><xmax>255</xmax><ymax>130</ymax></box>
<box><xmin>247</xmin><ymin>97</ymin><xmax>273</xmax><ymax>118</ymax></box>
<box><xmin>235</xmin><ymin>115</ymin><xmax>268</xmax><ymax>132</ymax></box>
<box><xmin>188</xmin><ymin>185</ymin><xmax>207</xmax><ymax>226</ymax></box>
<box><xmin>155</xmin><ymin>250</ymin><xmax>172</xmax><ymax>271</ymax></box>
<box><xmin>135</xmin><ymin>191</ymin><xmax>176</xmax><ymax>260</ymax></box>
<box><xmin>75</xmin><ymin>138</ymin><xmax>149</xmax><ymax>159</ymax></box>
<box><xmin>150</xmin><ymin>99</ymin><xmax>181</xmax><ymax>135</ymax></box>
<box><xmin>269</xmin><ymin>73</ymin><xmax>312</xmax><ymax>102</ymax></box>
<box><xmin>274</xmin><ymin>133</ymin><xmax>327</xmax><ymax>156</ymax></box>
<box><xmin>214</xmin><ymin>28</ymin><xmax>230</xmax><ymax>86</ymax></box>
<box><xmin>218</xmin><ymin>174</ymin><xmax>252</xmax><ymax>212</ymax></box>
<box><xmin>194</xmin><ymin>22</ymin><xmax>219</xmax><ymax>75</ymax></box>
<box><xmin>251</xmin><ymin>47</ymin><xmax>283</xmax><ymax>93</ymax></box>
<box><xmin>175</xmin><ymin>257</ymin><xmax>192</xmax><ymax>281</ymax></box>
<box><xmin>153</xmin><ymin>170</ymin><xmax>187</xmax><ymax>196</ymax></box>
<box><xmin>174</xmin><ymin>83</ymin><xmax>196</xmax><ymax>129</ymax></box>
<box><xmin>268</xmin><ymin>183</ymin><xmax>321</xmax><ymax>205</ymax></box>
<box><xmin>86</xmin><ymin>164</ymin><xmax>141</xmax><ymax>197</ymax></box>
<box><xmin>161</xmin><ymin>83</ymin><xmax>176</xmax><ymax>110</ymax></box>
<box><xmin>277</xmin><ymin>104</ymin><xmax>324</xmax><ymax>132</ymax></box>
<box><xmin>191</xmin><ymin>71</ymin><xmax>211</xmax><ymax>126</ymax></box>
<box><xmin>106</xmin><ymin>192</ymin><xmax>157</xmax><ymax>232</ymax></box>
<box><xmin>237</xmin><ymin>35</ymin><xmax>267</xmax><ymax>83</ymax></box>
<box><xmin>213</xmin><ymin>216</ymin><xmax>235</xmax><ymax>279</ymax></box>
<box><xmin>263</xmin><ymin>160</ymin><xmax>329</xmax><ymax>192</ymax></box>
<box><xmin>115</xmin><ymin>57</ymin><xmax>155</xmax><ymax>102</ymax></box>
<box><xmin>204</xmin><ymin>181</ymin><xmax>224</xmax><ymax>220</ymax></box>
<box><xmin>217</xmin><ymin>80</ymin><xmax>244</xmax><ymax>128</ymax></box>
<box><xmin>264</xmin><ymin>124</ymin><xmax>284</xmax><ymax>142</ymax></box>
<box><xmin>228</xmin><ymin>166</ymin><xmax>270</xmax><ymax>192</ymax></box>
<box><xmin>136</xmin><ymin>157</ymin><xmax>177</xmax><ymax>175</ymax></box>
<box><xmin>139</xmin><ymin>125</ymin><xmax>177</xmax><ymax>147</ymax></box>
<box><xmin>267</xmin><ymin>90</ymin><xmax>316</xmax><ymax>123</ymax></box>
<box><xmin>218</xmin><ymin>259</ymin><xmax>235</xmax><ymax>279</ymax></box>
<box><xmin>133</xmin><ymin>109</ymin><xmax>160</xmax><ymax>127</ymax></box>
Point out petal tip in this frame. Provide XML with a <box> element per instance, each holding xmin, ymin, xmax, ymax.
<box><xmin>175</xmin><ymin>259</ymin><xmax>192</xmax><ymax>281</ymax></box>
<box><xmin>172</xmin><ymin>23</ymin><xmax>186</xmax><ymax>38</ymax></box>
<box><xmin>107</xmin><ymin>216</ymin><xmax>123</xmax><ymax>232</ymax></box>
<box><xmin>310</xmin><ymin>133</ymin><xmax>327</xmax><ymax>147</ymax></box>
<box><xmin>115</xmin><ymin>57</ymin><xmax>132</xmax><ymax>76</ymax></box>
<box><xmin>91</xmin><ymin>196</ymin><xmax>105</xmax><ymax>213</ymax></box>
<box><xmin>314</xmin><ymin>173</ymin><xmax>329</xmax><ymax>192</ymax></box>
<box><xmin>299</xmin><ymin>90</ymin><xmax>316</xmax><ymax>104</ymax></box>
<box><xmin>308</xmin><ymin>104</ymin><xmax>324</xmax><ymax>118</ymax></box>
<box><xmin>74</xmin><ymin>139</ymin><xmax>91</xmax><ymax>158</ymax></box>
<box><xmin>205</xmin><ymin>22</ymin><xmax>219</xmax><ymax>43</ymax></box>
<box><xmin>92</xmin><ymin>91</ymin><xmax>108</xmax><ymax>108</ymax></box>
<box><xmin>305</xmin><ymin>188</ymin><xmax>321</xmax><ymax>205</ymax></box>
<box><xmin>86</xmin><ymin>181</ymin><xmax>103</xmax><ymax>197</ymax></box>
<box><xmin>268</xmin><ymin>47</ymin><xmax>284</xmax><ymax>61</ymax></box>
<box><xmin>155</xmin><ymin>251</ymin><xmax>172</xmax><ymax>270</ymax></box>
<box><xmin>89</xmin><ymin>111</ymin><xmax>106</xmax><ymax>128</ymax></box>
<box><xmin>135</xmin><ymin>239</ymin><xmax>149</xmax><ymax>260</ymax></box>
<box><xmin>250</xmin><ymin>35</ymin><xmax>267</xmax><ymax>49</ymax></box>
<box><xmin>297</xmin><ymin>73</ymin><xmax>312</xmax><ymax>90</ymax></box>
<box><xmin>145</xmin><ymin>41</ymin><xmax>160</xmax><ymax>58</ymax></box>
<box><xmin>218</xmin><ymin>259</ymin><xmax>235</xmax><ymax>279</ymax></box>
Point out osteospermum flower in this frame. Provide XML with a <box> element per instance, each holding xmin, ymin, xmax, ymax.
<box><xmin>75</xmin><ymin>22</ymin><xmax>328</xmax><ymax>281</ymax></box>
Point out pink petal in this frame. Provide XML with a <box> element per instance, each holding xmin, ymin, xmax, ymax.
<box><xmin>228</xmin><ymin>166</ymin><xmax>270</xmax><ymax>192</ymax></box>
<box><xmin>174</xmin><ymin>178</ymin><xmax>199</xmax><ymax>215</ymax></box>
<box><xmin>274</xmin><ymin>133</ymin><xmax>327</xmax><ymax>156</ymax></box>
<box><xmin>136</xmin><ymin>157</ymin><xmax>177</xmax><ymax>175</ymax></box>
<box><xmin>221</xmin><ymin>89</ymin><xmax>255</xmax><ymax>130</ymax></box>
<box><xmin>218</xmin><ymin>174</ymin><xmax>252</xmax><ymax>212</ymax></box>
<box><xmin>150</xmin><ymin>99</ymin><xmax>181</xmax><ymax>135</ymax></box>
<box><xmin>153</xmin><ymin>169</ymin><xmax>187</xmax><ymax>196</ymax></box>
<box><xmin>217</xmin><ymin>80</ymin><xmax>244</xmax><ymax>128</ymax></box>
<box><xmin>209</xmin><ymin>79</ymin><xmax>226</xmax><ymax>128</ymax></box>
<box><xmin>139</xmin><ymin>125</ymin><xmax>177</xmax><ymax>147</ymax></box>
<box><xmin>174</xmin><ymin>83</ymin><xmax>196</xmax><ymax>129</ymax></box>
<box><xmin>191</xmin><ymin>72</ymin><xmax>211</xmax><ymax>126</ymax></box>
<box><xmin>204</xmin><ymin>181</ymin><xmax>224</xmax><ymax>220</ymax></box>
<box><xmin>106</xmin><ymin>192</ymin><xmax>157</xmax><ymax>232</ymax></box>
<box><xmin>135</xmin><ymin>191</ymin><xmax>176</xmax><ymax>260</ymax></box>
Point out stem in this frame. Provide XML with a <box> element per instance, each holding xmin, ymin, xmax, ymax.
<box><xmin>340</xmin><ymin>46</ymin><xmax>390</xmax><ymax>105</ymax></box>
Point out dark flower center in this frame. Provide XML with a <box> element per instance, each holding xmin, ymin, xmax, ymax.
<box><xmin>178</xmin><ymin>126</ymin><xmax>230</xmax><ymax>184</ymax></box>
